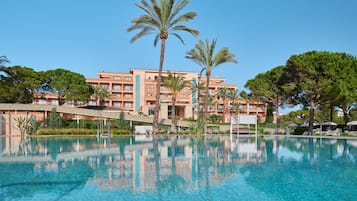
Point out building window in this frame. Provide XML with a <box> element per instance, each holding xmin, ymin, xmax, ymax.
<box><xmin>147</xmin><ymin>93</ymin><xmax>153</xmax><ymax>97</ymax></box>
<box><xmin>113</xmin><ymin>85</ymin><xmax>121</xmax><ymax>90</ymax></box>
<box><xmin>113</xmin><ymin>102</ymin><xmax>121</xmax><ymax>108</ymax></box>
<box><xmin>125</xmin><ymin>76</ymin><xmax>132</xmax><ymax>81</ymax></box>
<box><xmin>89</xmin><ymin>101</ymin><xmax>97</xmax><ymax>106</ymax></box>
<box><xmin>114</xmin><ymin>76</ymin><xmax>120</xmax><ymax>80</ymax></box>
<box><xmin>147</xmin><ymin>84</ymin><xmax>154</xmax><ymax>90</ymax></box>
<box><xmin>65</xmin><ymin>101</ymin><xmax>73</xmax><ymax>106</ymax></box>
<box><xmin>101</xmin><ymin>84</ymin><xmax>109</xmax><ymax>89</ymax></box>
<box><xmin>39</xmin><ymin>99</ymin><xmax>46</xmax><ymax>105</ymax></box>
<box><xmin>148</xmin><ymin>107</ymin><xmax>155</xmax><ymax>115</ymax></box>
<box><xmin>124</xmin><ymin>94</ymin><xmax>132</xmax><ymax>98</ymax></box>
<box><xmin>51</xmin><ymin>100</ymin><xmax>59</xmax><ymax>105</ymax></box>
<box><xmin>125</xmin><ymin>102</ymin><xmax>132</xmax><ymax>108</ymax></box>
<box><xmin>124</xmin><ymin>85</ymin><xmax>132</xmax><ymax>91</ymax></box>
<box><xmin>113</xmin><ymin>93</ymin><xmax>121</xmax><ymax>97</ymax></box>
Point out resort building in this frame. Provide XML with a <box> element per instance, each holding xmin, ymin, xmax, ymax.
<box><xmin>33</xmin><ymin>68</ymin><xmax>267</xmax><ymax>123</ymax></box>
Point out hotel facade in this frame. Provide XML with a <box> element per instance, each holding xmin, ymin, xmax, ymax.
<box><xmin>34</xmin><ymin>68</ymin><xmax>267</xmax><ymax>123</ymax></box>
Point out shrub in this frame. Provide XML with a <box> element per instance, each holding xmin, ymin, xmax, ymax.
<box><xmin>292</xmin><ymin>127</ymin><xmax>307</xmax><ymax>135</ymax></box>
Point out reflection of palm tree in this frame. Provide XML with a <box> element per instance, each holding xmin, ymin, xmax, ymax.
<box><xmin>162</xmin><ymin>136</ymin><xmax>186</xmax><ymax>193</ymax></box>
<box><xmin>193</xmin><ymin>136</ymin><xmax>212</xmax><ymax>200</ymax></box>
<box><xmin>153</xmin><ymin>135</ymin><xmax>162</xmax><ymax>200</ymax></box>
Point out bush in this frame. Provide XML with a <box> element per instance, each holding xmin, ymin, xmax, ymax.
<box><xmin>37</xmin><ymin>129</ymin><xmax>96</xmax><ymax>135</ymax></box>
<box><xmin>292</xmin><ymin>127</ymin><xmax>307</xmax><ymax>135</ymax></box>
<box><xmin>112</xmin><ymin>129</ymin><xmax>131</xmax><ymax>135</ymax></box>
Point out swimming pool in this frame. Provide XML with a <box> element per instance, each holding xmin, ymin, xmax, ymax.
<box><xmin>1</xmin><ymin>135</ymin><xmax>356</xmax><ymax>201</ymax></box>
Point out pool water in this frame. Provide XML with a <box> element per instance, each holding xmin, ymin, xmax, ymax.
<box><xmin>0</xmin><ymin>135</ymin><xmax>356</xmax><ymax>201</ymax></box>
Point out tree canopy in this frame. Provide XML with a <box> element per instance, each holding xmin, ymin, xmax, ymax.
<box><xmin>163</xmin><ymin>71</ymin><xmax>190</xmax><ymax>131</ymax></box>
<box><xmin>284</xmin><ymin>51</ymin><xmax>357</xmax><ymax>133</ymax></box>
<box><xmin>0</xmin><ymin>66</ymin><xmax>43</xmax><ymax>103</ymax></box>
<box><xmin>245</xmin><ymin>66</ymin><xmax>286</xmax><ymax>131</ymax></box>
<box><xmin>44</xmin><ymin>68</ymin><xmax>93</xmax><ymax>105</ymax></box>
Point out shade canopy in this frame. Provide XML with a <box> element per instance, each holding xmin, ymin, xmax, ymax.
<box><xmin>321</xmin><ymin>122</ymin><xmax>337</xmax><ymax>126</ymax></box>
<box><xmin>347</xmin><ymin>121</ymin><xmax>357</xmax><ymax>126</ymax></box>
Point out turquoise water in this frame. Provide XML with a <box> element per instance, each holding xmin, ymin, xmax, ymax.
<box><xmin>0</xmin><ymin>135</ymin><xmax>356</xmax><ymax>201</ymax></box>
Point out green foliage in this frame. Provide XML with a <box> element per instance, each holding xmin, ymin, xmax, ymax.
<box><xmin>239</xmin><ymin>90</ymin><xmax>249</xmax><ymax>100</ymax></box>
<box><xmin>44</xmin><ymin>68</ymin><xmax>92</xmax><ymax>105</ymax></box>
<box><xmin>280</xmin><ymin>109</ymin><xmax>309</xmax><ymax>125</ymax></box>
<box><xmin>208</xmin><ymin>114</ymin><xmax>223</xmax><ymax>123</ymax></box>
<box><xmin>118</xmin><ymin>111</ymin><xmax>129</xmax><ymax>129</ymax></box>
<box><xmin>190</xmin><ymin>110</ymin><xmax>204</xmax><ymax>135</ymax></box>
<box><xmin>128</xmin><ymin>0</ymin><xmax>199</xmax><ymax>134</ymax></box>
<box><xmin>186</xmin><ymin>39</ymin><xmax>237</xmax><ymax>133</ymax></box>
<box><xmin>227</xmin><ymin>89</ymin><xmax>240</xmax><ymax>114</ymax></box>
<box><xmin>284</xmin><ymin>51</ymin><xmax>357</xmax><ymax>133</ymax></box>
<box><xmin>292</xmin><ymin>127</ymin><xmax>307</xmax><ymax>135</ymax></box>
<box><xmin>265</xmin><ymin>103</ymin><xmax>274</xmax><ymax>123</ymax></box>
<box><xmin>37</xmin><ymin>129</ymin><xmax>97</xmax><ymax>135</ymax></box>
<box><xmin>245</xmin><ymin>66</ymin><xmax>286</xmax><ymax>104</ymax></box>
<box><xmin>163</xmin><ymin>71</ymin><xmax>190</xmax><ymax>131</ymax></box>
<box><xmin>37</xmin><ymin>128</ymin><xmax>131</xmax><ymax>135</ymax></box>
<box><xmin>16</xmin><ymin>115</ymin><xmax>43</xmax><ymax>135</ymax></box>
<box><xmin>92</xmin><ymin>85</ymin><xmax>112</xmax><ymax>106</ymax></box>
<box><xmin>127</xmin><ymin>0</ymin><xmax>199</xmax><ymax>45</ymax></box>
<box><xmin>0</xmin><ymin>66</ymin><xmax>44</xmax><ymax>103</ymax></box>
<box><xmin>46</xmin><ymin>108</ymin><xmax>64</xmax><ymax>129</ymax></box>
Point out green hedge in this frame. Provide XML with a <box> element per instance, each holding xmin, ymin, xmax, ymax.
<box><xmin>36</xmin><ymin>128</ymin><xmax>131</xmax><ymax>135</ymax></box>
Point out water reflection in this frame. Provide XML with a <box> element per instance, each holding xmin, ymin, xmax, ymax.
<box><xmin>0</xmin><ymin>135</ymin><xmax>356</xmax><ymax>200</ymax></box>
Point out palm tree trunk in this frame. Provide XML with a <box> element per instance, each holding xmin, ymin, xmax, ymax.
<box><xmin>223</xmin><ymin>96</ymin><xmax>226</xmax><ymax>123</ymax></box>
<box><xmin>153</xmin><ymin>38</ymin><xmax>166</xmax><ymax>134</ymax></box>
<box><xmin>204</xmin><ymin>70</ymin><xmax>211</xmax><ymax>134</ymax></box>
<box><xmin>171</xmin><ymin>96</ymin><xmax>177</xmax><ymax>132</ymax></box>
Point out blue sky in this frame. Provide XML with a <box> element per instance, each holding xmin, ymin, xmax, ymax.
<box><xmin>2</xmin><ymin>0</ymin><xmax>357</xmax><ymax>94</ymax></box>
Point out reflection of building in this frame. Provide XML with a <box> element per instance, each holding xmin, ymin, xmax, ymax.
<box><xmin>0</xmin><ymin>136</ymin><xmax>267</xmax><ymax>192</ymax></box>
<box><xmin>32</xmin><ymin>69</ymin><xmax>267</xmax><ymax>123</ymax></box>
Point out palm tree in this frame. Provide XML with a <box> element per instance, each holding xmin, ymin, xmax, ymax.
<box><xmin>92</xmin><ymin>85</ymin><xmax>112</xmax><ymax>106</ymax></box>
<box><xmin>128</xmin><ymin>0</ymin><xmax>199</xmax><ymax>134</ymax></box>
<box><xmin>195</xmin><ymin>81</ymin><xmax>205</xmax><ymax>119</ymax></box>
<box><xmin>186</xmin><ymin>39</ymin><xmax>237</xmax><ymax>134</ymax></box>
<box><xmin>216</xmin><ymin>87</ymin><xmax>229</xmax><ymax>122</ymax></box>
<box><xmin>228</xmin><ymin>89</ymin><xmax>239</xmax><ymax>115</ymax></box>
<box><xmin>163</xmin><ymin>71</ymin><xmax>190</xmax><ymax>132</ymax></box>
